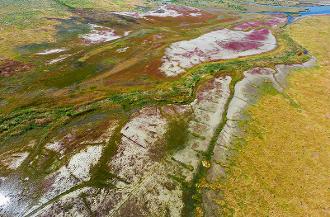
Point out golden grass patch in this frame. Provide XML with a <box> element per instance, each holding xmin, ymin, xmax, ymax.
<box><xmin>0</xmin><ymin>24</ymin><xmax>57</xmax><ymax>58</ymax></box>
<box><xmin>217</xmin><ymin>16</ymin><xmax>330</xmax><ymax>217</ymax></box>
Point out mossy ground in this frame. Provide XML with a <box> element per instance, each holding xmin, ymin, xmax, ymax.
<box><xmin>0</xmin><ymin>14</ymin><xmax>309</xmax><ymax>188</ymax></box>
<box><xmin>0</xmin><ymin>2</ymin><xmax>318</xmax><ymax>214</ymax></box>
<box><xmin>0</xmin><ymin>7</ymin><xmax>307</xmax><ymax>142</ymax></box>
<box><xmin>212</xmin><ymin>16</ymin><xmax>330</xmax><ymax>216</ymax></box>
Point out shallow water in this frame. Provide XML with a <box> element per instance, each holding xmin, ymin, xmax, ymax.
<box><xmin>287</xmin><ymin>5</ymin><xmax>330</xmax><ymax>23</ymax></box>
<box><xmin>246</xmin><ymin>4</ymin><xmax>330</xmax><ymax>24</ymax></box>
<box><xmin>299</xmin><ymin>5</ymin><xmax>330</xmax><ymax>16</ymax></box>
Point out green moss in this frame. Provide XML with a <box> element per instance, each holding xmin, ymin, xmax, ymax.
<box><xmin>0</xmin><ymin>27</ymin><xmax>309</xmax><ymax>157</ymax></box>
<box><xmin>90</xmin><ymin>166</ymin><xmax>117</xmax><ymax>188</ymax></box>
<box><xmin>55</xmin><ymin>0</ymin><xmax>92</xmax><ymax>9</ymax></box>
<box><xmin>149</xmin><ymin>115</ymin><xmax>191</xmax><ymax>162</ymax></box>
<box><xmin>89</xmin><ymin>117</ymin><xmax>127</xmax><ymax>188</ymax></box>
<box><xmin>258</xmin><ymin>82</ymin><xmax>279</xmax><ymax>96</ymax></box>
<box><xmin>191</xmin><ymin>132</ymin><xmax>206</xmax><ymax>140</ymax></box>
<box><xmin>165</xmin><ymin>117</ymin><xmax>190</xmax><ymax>154</ymax></box>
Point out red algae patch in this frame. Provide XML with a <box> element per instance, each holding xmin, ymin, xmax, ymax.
<box><xmin>0</xmin><ymin>59</ymin><xmax>32</xmax><ymax>77</ymax></box>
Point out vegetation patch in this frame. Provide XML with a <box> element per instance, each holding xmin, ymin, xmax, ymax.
<box><xmin>0</xmin><ymin>58</ymin><xmax>32</xmax><ymax>77</ymax></box>
<box><xmin>149</xmin><ymin>114</ymin><xmax>191</xmax><ymax>161</ymax></box>
<box><xmin>165</xmin><ymin>117</ymin><xmax>190</xmax><ymax>153</ymax></box>
<box><xmin>212</xmin><ymin>16</ymin><xmax>330</xmax><ymax>217</ymax></box>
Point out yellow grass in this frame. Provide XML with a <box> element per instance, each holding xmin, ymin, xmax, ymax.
<box><xmin>91</xmin><ymin>0</ymin><xmax>146</xmax><ymax>11</ymax></box>
<box><xmin>0</xmin><ymin>24</ymin><xmax>57</xmax><ymax>58</ymax></box>
<box><xmin>216</xmin><ymin>16</ymin><xmax>330</xmax><ymax>216</ymax></box>
<box><xmin>0</xmin><ymin>0</ymin><xmax>145</xmax><ymax>58</ymax></box>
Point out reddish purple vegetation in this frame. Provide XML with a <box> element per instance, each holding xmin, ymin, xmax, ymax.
<box><xmin>0</xmin><ymin>59</ymin><xmax>32</xmax><ymax>77</ymax></box>
<box><xmin>196</xmin><ymin>80</ymin><xmax>216</xmax><ymax>101</ymax></box>
<box><xmin>248</xmin><ymin>67</ymin><xmax>273</xmax><ymax>75</ymax></box>
<box><xmin>234</xmin><ymin>21</ymin><xmax>262</xmax><ymax>30</ymax></box>
<box><xmin>180</xmin><ymin>47</ymin><xmax>206</xmax><ymax>58</ymax></box>
<box><xmin>220</xmin><ymin>41</ymin><xmax>261</xmax><ymax>51</ymax></box>
<box><xmin>247</xmin><ymin>29</ymin><xmax>269</xmax><ymax>41</ymax></box>
<box><xmin>234</xmin><ymin>16</ymin><xmax>287</xmax><ymax>30</ymax></box>
<box><xmin>265</xmin><ymin>15</ymin><xmax>287</xmax><ymax>26</ymax></box>
<box><xmin>166</xmin><ymin>4</ymin><xmax>200</xmax><ymax>15</ymax></box>
<box><xmin>218</xmin><ymin>29</ymin><xmax>270</xmax><ymax>51</ymax></box>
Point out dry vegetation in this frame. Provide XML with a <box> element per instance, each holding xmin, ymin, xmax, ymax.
<box><xmin>55</xmin><ymin>0</ymin><xmax>147</xmax><ymax>10</ymax></box>
<box><xmin>216</xmin><ymin>16</ymin><xmax>330</xmax><ymax>216</ymax></box>
<box><xmin>0</xmin><ymin>0</ymin><xmax>148</xmax><ymax>58</ymax></box>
